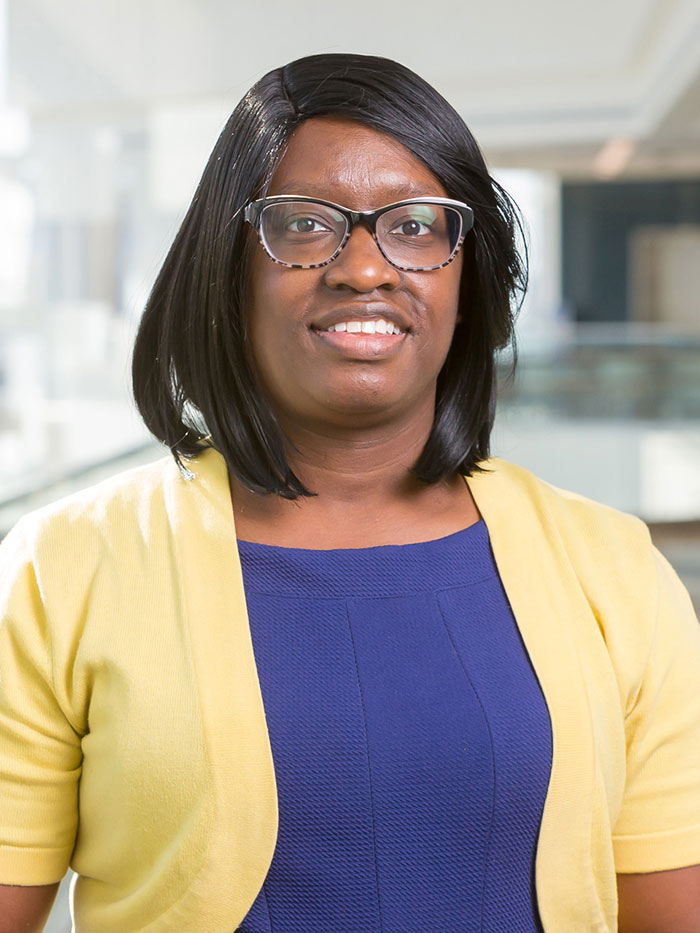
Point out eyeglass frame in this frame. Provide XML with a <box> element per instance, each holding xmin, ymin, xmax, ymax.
<box><xmin>242</xmin><ymin>194</ymin><xmax>475</xmax><ymax>271</ymax></box>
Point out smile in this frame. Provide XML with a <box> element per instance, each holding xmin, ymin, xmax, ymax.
<box><xmin>322</xmin><ymin>319</ymin><xmax>404</xmax><ymax>335</ymax></box>
<box><xmin>311</xmin><ymin>319</ymin><xmax>408</xmax><ymax>359</ymax></box>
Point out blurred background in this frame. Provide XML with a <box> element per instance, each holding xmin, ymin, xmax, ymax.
<box><xmin>2</xmin><ymin>11</ymin><xmax>699</xmax><ymax>556</ymax></box>
<box><xmin>0</xmin><ymin>1</ymin><xmax>699</xmax><ymax>926</ymax></box>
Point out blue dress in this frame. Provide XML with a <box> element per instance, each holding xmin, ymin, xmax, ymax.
<box><xmin>236</xmin><ymin>519</ymin><xmax>552</xmax><ymax>932</ymax></box>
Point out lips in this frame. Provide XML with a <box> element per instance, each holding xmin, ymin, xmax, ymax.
<box><xmin>310</xmin><ymin>304</ymin><xmax>411</xmax><ymax>335</ymax></box>
<box><xmin>312</xmin><ymin>326</ymin><xmax>407</xmax><ymax>360</ymax></box>
<box><xmin>323</xmin><ymin>319</ymin><xmax>404</xmax><ymax>335</ymax></box>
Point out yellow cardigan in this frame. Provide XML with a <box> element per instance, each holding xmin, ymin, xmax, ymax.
<box><xmin>1</xmin><ymin>448</ymin><xmax>699</xmax><ymax>932</ymax></box>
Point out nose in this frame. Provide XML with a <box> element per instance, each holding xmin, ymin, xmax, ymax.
<box><xmin>322</xmin><ymin>223</ymin><xmax>401</xmax><ymax>291</ymax></box>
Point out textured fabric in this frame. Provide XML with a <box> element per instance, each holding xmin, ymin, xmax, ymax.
<box><xmin>0</xmin><ymin>448</ymin><xmax>698</xmax><ymax>931</ymax></box>
<box><xmin>236</xmin><ymin>522</ymin><xmax>551</xmax><ymax>931</ymax></box>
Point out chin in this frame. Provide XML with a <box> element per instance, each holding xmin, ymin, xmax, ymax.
<box><xmin>314</xmin><ymin>384</ymin><xmax>428</xmax><ymax>427</ymax></box>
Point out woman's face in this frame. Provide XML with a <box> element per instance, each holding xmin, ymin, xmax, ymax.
<box><xmin>246</xmin><ymin>117</ymin><xmax>464</xmax><ymax>433</ymax></box>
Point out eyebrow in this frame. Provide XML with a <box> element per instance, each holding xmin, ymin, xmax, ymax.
<box><xmin>271</xmin><ymin>180</ymin><xmax>444</xmax><ymax>200</ymax></box>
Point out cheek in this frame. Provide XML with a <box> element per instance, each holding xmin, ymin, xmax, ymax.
<box><xmin>246</xmin><ymin>261</ymin><xmax>318</xmax><ymax>403</ymax></box>
<box><xmin>446</xmin><ymin>255</ymin><xmax>464</xmax><ymax>311</ymax></box>
<box><xmin>417</xmin><ymin>262</ymin><xmax>463</xmax><ymax>346</ymax></box>
<box><xmin>444</xmin><ymin>260</ymin><xmax>464</xmax><ymax>329</ymax></box>
<box><xmin>248</xmin><ymin>249</ymin><xmax>317</xmax><ymax>329</ymax></box>
<box><xmin>248</xmin><ymin>255</ymin><xmax>295</xmax><ymax>348</ymax></box>
<box><xmin>248</xmin><ymin>302</ymin><xmax>299</xmax><ymax>397</ymax></box>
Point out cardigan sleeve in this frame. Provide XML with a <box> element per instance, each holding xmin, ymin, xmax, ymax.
<box><xmin>611</xmin><ymin>544</ymin><xmax>700</xmax><ymax>873</ymax></box>
<box><xmin>0</xmin><ymin>519</ymin><xmax>82</xmax><ymax>884</ymax></box>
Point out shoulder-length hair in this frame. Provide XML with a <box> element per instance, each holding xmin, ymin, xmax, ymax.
<box><xmin>132</xmin><ymin>52</ymin><xmax>527</xmax><ymax>498</ymax></box>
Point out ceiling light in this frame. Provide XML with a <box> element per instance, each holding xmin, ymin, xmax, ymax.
<box><xmin>593</xmin><ymin>137</ymin><xmax>637</xmax><ymax>179</ymax></box>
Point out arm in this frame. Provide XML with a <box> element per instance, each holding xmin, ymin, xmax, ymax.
<box><xmin>0</xmin><ymin>882</ymin><xmax>60</xmax><ymax>933</ymax></box>
<box><xmin>611</xmin><ymin>544</ymin><xmax>700</xmax><ymax>930</ymax></box>
<box><xmin>0</xmin><ymin>524</ymin><xmax>80</xmax><ymax>898</ymax></box>
<box><xmin>617</xmin><ymin>864</ymin><xmax>700</xmax><ymax>933</ymax></box>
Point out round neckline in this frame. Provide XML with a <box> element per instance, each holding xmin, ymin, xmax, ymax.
<box><xmin>236</xmin><ymin>519</ymin><xmax>495</xmax><ymax>599</ymax></box>
<box><xmin>236</xmin><ymin>518</ymin><xmax>486</xmax><ymax>554</ymax></box>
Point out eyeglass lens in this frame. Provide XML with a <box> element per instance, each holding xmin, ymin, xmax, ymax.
<box><xmin>259</xmin><ymin>201</ymin><xmax>463</xmax><ymax>269</ymax></box>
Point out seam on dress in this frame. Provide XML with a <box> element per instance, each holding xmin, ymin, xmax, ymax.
<box><xmin>240</xmin><ymin>572</ymin><xmax>497</xmax><ymax>601</ymax></box>
<box><xmin>263</xmin><ymin>879</ymin><xmax>274</xmax><ymax>933</ymax></box>
<box><xmin>344</xmin><ymin>599</ymin><xmax>385</xmax><ymax>933</ymax></box>
<box><xmin>235</xmin><ymin>880</ymin><xmax>273</xmax><ymax>932</ymax></box>
<box><xmin>437</xmin><ymin>594</ymin><xmax>497</xmax><ymax>933</ymax></box>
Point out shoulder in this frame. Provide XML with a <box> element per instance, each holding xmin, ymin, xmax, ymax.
<box><xmin>1</xmin><ymin>447</ymin><xmax>233</xmax><ymax>592</ymax></box>
<box><xmin>473</xmin><ymin>459</ymin><xmax>693</xmax><ymax>709</ymax></box>
<box><xmin>476</xmin><ymin>456</ymin><xmax>653</xmax><ymax>559</ymax></box>
<box><xmin>0</xmin><ymin>456</ymin><xmax>195</xmax><ymax>692</ymax></box>
<box><xmin>1</xmin><ymin>455</ymin><xmax>180</xmax><ymax>577</ymax></box>
<box><xmin>471</xmin><ymin>457</ymin><xmax>660</xmax><ymax>627</ymax></box>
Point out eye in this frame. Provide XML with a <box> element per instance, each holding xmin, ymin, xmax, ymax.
<box><xmin>392</xmin><ymin>217</ymin><xmax>431</xmax><ymax>237</ymax></box>
<box><xmin>285</xmin><ymin>215</ymin><xmax>333</xmax><ymax>234</ymax></box>
<box><xmin>386</xmin><ymin>206</ymin><xmax>439</xmax><ymax>238</ymax></box>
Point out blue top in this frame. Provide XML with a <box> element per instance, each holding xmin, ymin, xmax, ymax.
<box><xmin>236</xmin><ymin>519</ymin><xmax>552</xmax><ymax>932</ymax></box>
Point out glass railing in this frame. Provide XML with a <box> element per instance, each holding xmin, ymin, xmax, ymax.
<box><xmin>497</xmin><ymin>323</ymin><xmax>700</xmax><ymax>421</ymax></box>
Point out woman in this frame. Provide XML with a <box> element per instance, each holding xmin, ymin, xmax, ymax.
<box><xmin>1</xmin><ymin>54</ymin><xmax>699</xmax><ymax>932</ymax></box>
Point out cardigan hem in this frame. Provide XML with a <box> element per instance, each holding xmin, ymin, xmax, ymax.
<box><xmin>0</xmin><ymin>843</ymin><xmax>71</xmax><ymax>885</ymax></box>
<box><xmin>613</xmin><ymin>823</ymin><xmax>700</xmax><ymax>873</ymax></box>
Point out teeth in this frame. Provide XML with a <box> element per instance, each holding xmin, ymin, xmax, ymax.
<box><xmin>325</xmin><ymin>319</ymin><xmax>402</xmax><ymax>335</ymax></box>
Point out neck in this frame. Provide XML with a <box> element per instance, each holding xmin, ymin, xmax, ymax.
<box><xmin>229</xmin><ymin>397</ymin><xmax>480</xmax><ymax>548</ymax></box>
<box><xmin>279</xmin><ymin>406</ymin><xmax>435</xmax><ymax>503</ymax></box>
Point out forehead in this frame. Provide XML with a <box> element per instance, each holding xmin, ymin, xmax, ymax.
<box><xmin>267</xmin><ymin>117</ymin><xmax>448</xmax><ymax>208</ymax></box>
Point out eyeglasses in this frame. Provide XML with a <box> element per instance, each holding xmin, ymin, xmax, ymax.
<box><xmin>243</xmin><ymin>195</ymin><xmax>474</xmax><ymax>271</ymax></box>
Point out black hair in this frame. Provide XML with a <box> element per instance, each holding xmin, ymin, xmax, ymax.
<box><xmin>132</xmin><ymin>52</ymin><xmax>527</xmax><ymax>497</ymax></box>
